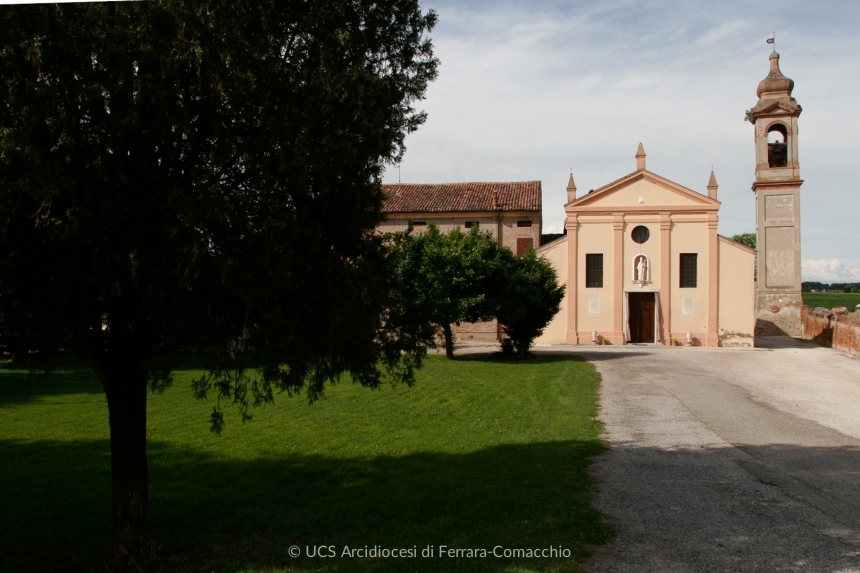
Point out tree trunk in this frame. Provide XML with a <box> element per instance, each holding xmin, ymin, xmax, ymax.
<box><xmin>104</xmin><ymin>368</ymin><xmax>150</xmax><ymax>570</ymax></box>
<box><xmin>82</xmin><ymin>294</ymin><xmax>152</xmax><ymax>570</ymax></box>
<box><xmin>518</xmin><ymin>337</ymin><xmax>528</xmax><ymax>359</ymax></box>
<box><xmin>442</xmin><ymin>323</ymin><xmax>454</xmax><ymax>359</ymax></box>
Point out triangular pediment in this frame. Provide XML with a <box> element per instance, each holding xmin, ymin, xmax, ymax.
<box><xmin>567</xmin><ymin>170</ymin><xmax>719</xmax><ymax>210</ymax></box>
<box><xmin>755</xmin><ymin>101</ymin><xmax>799</xmax><ymax>115</ymax></box>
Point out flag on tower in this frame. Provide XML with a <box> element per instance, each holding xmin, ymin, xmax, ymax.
<box><xmin>766</xmin><ymin>37</ymin><xmax>775</xmax><ymax>44</ymax></box>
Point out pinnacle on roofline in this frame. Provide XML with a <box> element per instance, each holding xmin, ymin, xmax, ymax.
<box><xmin>707</xmin><ymin>170</ymin><xmax>718</xmax><ymax>200</ymax></box>
<box><xmin>636</xmin><ymin>143</ymin><xmax>646</xmax><ymax>170</ymax></box>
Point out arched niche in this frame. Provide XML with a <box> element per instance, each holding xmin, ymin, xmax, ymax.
<box><xmin>632</xmin><ymin>254</ymin><xmax>651</xmax><ymax>286</ymax></box>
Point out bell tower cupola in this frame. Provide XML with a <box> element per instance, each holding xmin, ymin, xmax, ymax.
<box><xmin>747</xmin><ymin>51</ymin><xmax>802</xmax><ymax>181</ymax></box>
<box><xmin>746</xmin><ymin>49</ymin><xmax>803</xmax><ymax>337</ymax></box>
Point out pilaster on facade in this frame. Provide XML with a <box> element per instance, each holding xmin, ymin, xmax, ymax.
<box><xmin>707</xmin><ymin>214</ymin><xmax>720</xmax><ymax>347</ymax></box>
<box><xmin>565</xmin><ymin>215</ymin><xmax>579</xmax><ymax>345</ymax></box>
<box><xmin>660</xmin><ymin>212</ymin><xmax>672</xmax><ymax>344</ymax></box>
<box><xmin>612</xmin><ymin>214</ymin><xmax>625</xmax><ymax>345</ymax></box>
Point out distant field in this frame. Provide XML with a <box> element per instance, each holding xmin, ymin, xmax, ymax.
<box><xmin>803</xmin><ymin>292</ymin><xmax>860</xmax><ymax>309</ymax></box>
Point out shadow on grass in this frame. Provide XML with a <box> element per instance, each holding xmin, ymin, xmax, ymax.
<box><xmin>0</xmin><ymin>438</ymin><xmax>610</xmax><ymax>573</ymax></box>
<box><xmin>0</xmin><ymin>354</ymin><xmax>292</xmax><ymax>408</ymax></box>
<box><xmin>450</xmin><ymin>353</ymin><xmax>590</xmax><ymax>365</ymax></box>
<box><xmin>0</xmin><ymin>354</ymin><xmax>596</xmax><ymax>408</ymax></box>
<box><xmin>0</xmin><ymin>360</ymin><xmax>104</xmax><ymax>407</ymax></box>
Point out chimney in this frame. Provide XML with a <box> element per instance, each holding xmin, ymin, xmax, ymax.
<box><xmin>707</xmin><ymin>170</ymin><xmax>718</xmax><ymax>200</ymax></box>
<box><xmin>566</xmin><ymin>173</ymin><xmax>577</xmax><ymax>203</ymax></box>
<box><xmin>492</xmin><ymin>191</ymin><xmax>499</xmax><ymax>210</ymax></box>
<box><xmin>635</xmin><ymin>143</ymin><xmax>646</xmax><ymax>170</ymax></box>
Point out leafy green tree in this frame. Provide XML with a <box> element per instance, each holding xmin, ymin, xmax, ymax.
<box><xmin>496</xmin><ymin>248</ymin><xmax>565</xmax><ymax>358</ymax></box>
<box><xmin>389</xmin><ymin>223</ymin><xmax>502</xmax><ymax>358</ymax></box>
<box><xmin>731</xmin><ymin>232</ymin><xmax>757</xmax><ymax>250</ymax></box>
<box><xmin>803</xmin><ymin>281</ymin><xmax>826</xmax><ymax>292</ymax></box>
<box><xmin>0</xmin><ymin>0</ymin><xmax>437</xmax><ymax>567</ymax></box>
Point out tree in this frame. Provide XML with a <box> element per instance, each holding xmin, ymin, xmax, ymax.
<box><xmin>0</xmin><ymin>1</ymin><xmax>437</xmax><ymax>567</ymax></box>
<box><xmin>495</xmin><ymin>248</ymin><xmax>565</xmax><ymax>358</ymax></box>
<box><xmin>731</xmin><ymin>232</ymin><xmax>757</xmax><ymax>250</ymax></box>
<box><xmin>389</xmin><ymin>223</ymin><xmax>501</xmax><ymax>358</ymax></box>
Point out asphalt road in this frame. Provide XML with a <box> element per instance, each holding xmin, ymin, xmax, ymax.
<box><xmin>564</xmin><ymin>338</ymin><xmax>860</xmax><ymax>573</ymax></box>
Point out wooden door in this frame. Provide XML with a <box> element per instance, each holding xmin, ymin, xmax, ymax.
<box><xmin>629</xmin><ymin>292</ymin><xmax>655</xmax><ymax>343</ymax></box>
<box><xmin>516</xmin><ymin>238</ymin><xmax>534</xmax><ymax>256</ymax></box>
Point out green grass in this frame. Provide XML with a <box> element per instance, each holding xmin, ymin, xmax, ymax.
<box><xmin>803</xmin><ymin>291</ymin><xmax>860</xmax><ymax>310</ymax></box>
<box><xmin>0</xmin><ymin>354</ymin><xmax>610</xmax><ymax>573</ymax></box>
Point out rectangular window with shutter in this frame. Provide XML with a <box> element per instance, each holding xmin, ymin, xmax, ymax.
<box><xmin>586</xmin><ymin>254</ymin><xmax>603</xmax><ymax>288</ymax></box>
<box><xmin>516</xmin><ymin>238</ymin><xmax>534</xmax><ymax>256</ymax></box>
<box><xmin>680</xmin><ymin>253</ymin><xmax>697</xmax><ymax>288</ymax></box>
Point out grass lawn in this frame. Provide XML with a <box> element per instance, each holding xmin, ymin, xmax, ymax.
<box><xmin>803</xmin><ymin>292</ymin><xmax>860</xmax><ymax>310</ymax></box>
<box><xmin>0</xmin><ymin>353</ymin><xmax>610</xmax><ymax>573</ymax></box>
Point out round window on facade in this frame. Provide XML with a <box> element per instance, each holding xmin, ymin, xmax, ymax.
<box><xmin>632</xmin><ymin>225</ymin><xmax>650</xmax><ymax>244</ymax></box>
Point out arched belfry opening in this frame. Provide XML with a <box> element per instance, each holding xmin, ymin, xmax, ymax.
<box><xmin>767</xmin><ymin>123</ymin><xmax>788</xmax><ymax>167</ymax></box>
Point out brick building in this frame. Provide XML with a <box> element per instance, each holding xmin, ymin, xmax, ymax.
<box><xmin>379</xmin><ymin>181</ymin><xmax>542</xmax><ymax>340</ymax></box>
<box><xmin>379</xmin><ymin>181</ymin><xmax>542</xmax><ymax>255</ymax></box>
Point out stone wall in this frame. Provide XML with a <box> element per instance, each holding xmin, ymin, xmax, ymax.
<box><xmin>756</xmin><ymin>293</ymin><xmax>803</xmax><ymax>336</ymax></box>
<box><xmin>800</xmin><ymin>306</ymin><xmax>860</xmax><ymax>357</ymax></box>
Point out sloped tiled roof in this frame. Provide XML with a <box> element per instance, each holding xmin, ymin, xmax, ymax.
<box><xmin>381</xmin><ymin>181</ymin><xmax>541</xmax><ymax>213</ymax></box>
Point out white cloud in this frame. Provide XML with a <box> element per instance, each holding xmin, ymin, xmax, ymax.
<box><xmin>801</xmin><ymin>259</ymin><xmax>860</xmax><ymax>283</ymax></box>
<box><xmin>388</xmin><ymin>0</ymin><xmax>860</xmax><ymax>265</ymax></box>
<box><xmin>697</xmin><ymin>19</ymin><xmax>751</xmax><ymax>45</ymax></box>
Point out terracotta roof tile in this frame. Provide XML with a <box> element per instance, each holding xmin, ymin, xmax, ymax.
<box><xmin>381</xmin><ymin>181</ymin><xmax>541</xmax><ymax>213</ymax></box>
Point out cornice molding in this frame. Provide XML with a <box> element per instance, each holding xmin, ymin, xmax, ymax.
<box><xmin>569</xmin><ymin>170</ymin><xmax>719</xmax><ymax>209</ymax></box>
<box><xmin>567</xmin><ymin>204</ymin><xmax>720</xmax><ymax>214</ymax></box>
<box><xmin>751</xmin><ymin>179</ymin><xmax>804</xmax><ymax>192</ymax></box>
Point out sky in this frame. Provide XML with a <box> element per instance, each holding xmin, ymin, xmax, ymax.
<box><xmin>381</xmin><ymin>0</ymin><xmax>860</xmax><ymax>283</ymax></box>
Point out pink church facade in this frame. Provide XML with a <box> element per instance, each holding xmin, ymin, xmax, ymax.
<box><xmin>535</xmin><ymin>146</ymin><xmax>756</xmax><ymax>347</ymax></box>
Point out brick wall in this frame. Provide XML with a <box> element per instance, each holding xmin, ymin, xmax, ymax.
<box><xmin>800</xmin><ymin>306</ymin><xmax>860</xmax><ymax>356</ymax></box>
<box><xmin>451</xmin><ymin>319</ymin><xmax>499</xmax><ymax>341</ymax></box>
<box><xmin>378</xmin><ymin>211</ymin><xmax>541</xmax><ymax>345</ymax></box>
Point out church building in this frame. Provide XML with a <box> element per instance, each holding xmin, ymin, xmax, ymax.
<box><xmin>377</xmin><ymin>50</ymin><xmax>802</xmax><ymax>348</ymax></box>
<box><xmin>534</xmin><ymin>146</ymin><xmax>756</xmax><ymax>347</ymax></box>
<box><xmin>535</xmin><ymin>49</ymin><xmax>803</xmax><ymax>346</ymax></box>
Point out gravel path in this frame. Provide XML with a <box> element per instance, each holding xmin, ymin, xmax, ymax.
<box><xmin>561</xmin><ymin>338</ymin><xmax>860</xmax><ymax>573</ymax></box>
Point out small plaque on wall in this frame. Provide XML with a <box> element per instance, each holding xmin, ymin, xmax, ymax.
<box><xmin>682</xmin><ymin>298</ymin><xmax>695</xmax><ymax>315</ymax></box>
<box><xmin>588</xmin><ymin>297</ymin><xmax>601</xmax><ymax>314</ymax></box>
<box><xmin>765</xmin><ymin>195</ymin><xmax>794</xmax><ymax>220</ymax></box>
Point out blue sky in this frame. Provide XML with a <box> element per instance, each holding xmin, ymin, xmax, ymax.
<box><xmin>382</xmin><ymin>1</ymin><xmax>860</xmax><ymax>283</ymax></box>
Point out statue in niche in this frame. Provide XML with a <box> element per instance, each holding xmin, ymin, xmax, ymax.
<box><xmin>636</xmin><ymin>255</ymin><xmax>647</xmax><ymax>282</ymax></box>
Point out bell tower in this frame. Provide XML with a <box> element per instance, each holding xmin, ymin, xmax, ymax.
<box><xmin>746</xmin><ymin>50</ymin><xmax>803</xmax><ymax>336</ymax></box>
